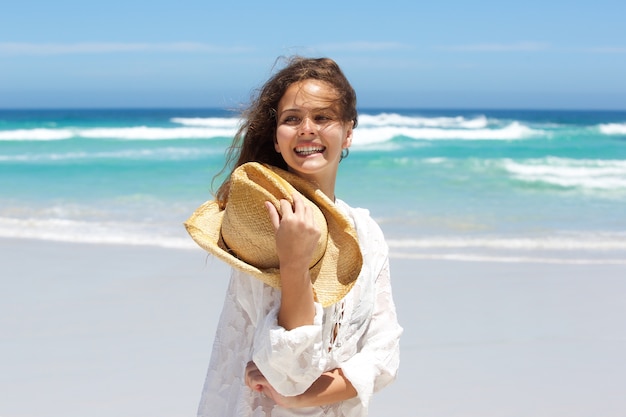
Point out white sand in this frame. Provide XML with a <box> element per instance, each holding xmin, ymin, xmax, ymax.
<box><xmin>2</xmin><ymin>238</ymin><xmax>625</xmax><ymax>416</ymax></box>
<box><xmin>372</xmin><ymin>259</ymin><xmax>626</xmax><ymax>417</ymax></box>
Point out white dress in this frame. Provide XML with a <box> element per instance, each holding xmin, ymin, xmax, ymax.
<box><xmin>197</xmin><ymin>200</ymin><xmax>403</xmax><ymax>417</ymax></box>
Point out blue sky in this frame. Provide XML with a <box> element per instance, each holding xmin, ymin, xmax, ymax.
<box><xmin>1</xmin><ymin>0</ymin><xmax>625</xmax><ymax>109</ymax></box>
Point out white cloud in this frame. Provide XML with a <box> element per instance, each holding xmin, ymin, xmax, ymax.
<box><xmin>437</xmin><ymin>43</ymin><xmax>626</xmax><ymax>54</ymax></box>
<box><xmin>312</xmin><ymin>41</ymin><xmax>412</xmax><ymax>52</ymax></box>
<box><xmin>0</xmin><ymin>42</ymin><xmax>251</xmax><ymax>55</ymax></box>
<box><xmin>579</xmin><ymin>46</ymin><xmax>626</xmax><ymax>53</ymax></box>
<box><xmin>437</xmin><ymin>42</ymin><xmax>550</xmax><ymax>52</ymax></box>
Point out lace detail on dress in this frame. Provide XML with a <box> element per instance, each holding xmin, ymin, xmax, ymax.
<box><xmin>328</xmin><ymin>299</ymin><xmax>345</xmax><ymax>351</ymax></box>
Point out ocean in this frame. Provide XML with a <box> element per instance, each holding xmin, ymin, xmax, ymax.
<box><xmin>1</xmin><ymin>108</ymin><xmax>625</xmax><ymax>264</ymax></box>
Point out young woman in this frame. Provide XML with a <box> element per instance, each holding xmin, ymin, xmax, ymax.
<box><xmin>188</xmin><ymin>56</ymin><xmax>402</xmax><ymax>416</ymax></box>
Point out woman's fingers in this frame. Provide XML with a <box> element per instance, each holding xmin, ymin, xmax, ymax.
<box><xmin>244</xmin><ymin>361</ymin><xmax>265</xmax><ymax>392</ymax></box>
<box><xmin>265</xmin><ymin>194</ymin><xmax>304</xmax><ymax>228</ymax></box>
<box><xmin>279</xmin><ymin>197</ymin><xmax>295</xmax><ymax>219</ymax></box>
<box><xmin>264</xmin><ymin>201</ymin><xmax>280</xmax><ymax>230</ymax></box>
<box><xmin>265</xmin><ymin>193</ymin><xmax>321</xmax><ymax>273</ymax></box>
<box><xmin>244</xmin><ymin>361</ymin><xmax>297</xmax><ymax>408</ymax></box>
<box><xmin>266</xmin><ymin>193</ymin><xmax>316</xmax><ymax>230</ymax></box>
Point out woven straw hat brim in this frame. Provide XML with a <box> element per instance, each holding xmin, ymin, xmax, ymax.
<box><xmin>184</xmin><ymin>200</ymin><xmax>282</xmax><ymax>283</ymax></box>
<box><xmin>184</xmin><ymin>162</ymin><xmax>363</xmax><ymax>307</ymax></box>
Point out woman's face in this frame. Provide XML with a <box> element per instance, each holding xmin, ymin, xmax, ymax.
<box><xmin>274</xmin><ymin>79</ymin><xmax>353</xmax><ymax>187</ymax></box>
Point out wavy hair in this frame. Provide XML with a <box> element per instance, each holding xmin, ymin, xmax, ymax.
<box><xmin>214</xmin><ymin>56</ymin><xmax>358</xmax><ymax>207</ymax></box>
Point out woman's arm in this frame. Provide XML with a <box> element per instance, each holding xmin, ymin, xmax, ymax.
<box><xmin>246</xmin><ymin>362</ymin><xmax>357</xmax><ymax>409</ymax></box>
<box><xmin>246</xmin><ymin>194</ymin><xmax>327</xmax><ymax>397</ymax></box>
<box><xmin>265</xmin><ymin>193</ymin><xmax>319</xmax><ymax>330</ymax></box>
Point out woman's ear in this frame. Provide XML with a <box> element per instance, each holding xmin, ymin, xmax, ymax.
<box><xmin>343</xmin><ymin>120</ymin><xmax>354</xmax><ymax>149</ymax></box>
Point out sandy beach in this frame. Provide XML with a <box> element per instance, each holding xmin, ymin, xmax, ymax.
<box><xmin>2</xmin><ymin>238</ymin><xmax>625</xmax><ymax>417</ymax></box>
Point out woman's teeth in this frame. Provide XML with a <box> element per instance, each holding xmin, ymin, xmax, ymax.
<box><xmin>295</xmin><ymin>146</ymin><xmax>325</xmax><ymax>156</ymax></box>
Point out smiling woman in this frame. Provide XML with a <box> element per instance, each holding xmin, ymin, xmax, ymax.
<box><xmin>273</xmin><ymin>79</ymin><xmax>354</xmax><ymax>198</ymax></box>
<box><xmin>186</xmin><ymin>56</ymin><xmax>402</xmax><ymax>417</ymax></box>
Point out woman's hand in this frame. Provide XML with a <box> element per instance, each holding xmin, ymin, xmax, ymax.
<box><xmin>245</xmin><ymin>361</ymin><xmax>299</xmax><ymax>408</ymax></box>
<box><xmin>245</xmin><ymin>361</ymin><xmax>358</xmax><ymax>408</ymax></box>
<box><xmin>265</xmin><ymin>192</ymin><xmax>321</xmax><ymax>273</ymax></box>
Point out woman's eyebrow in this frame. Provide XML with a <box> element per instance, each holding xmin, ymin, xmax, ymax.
<box><xmin>279</xmin><ymin>106</ymin><xmax>336</xmax><ymax>115</ymax></box>
<box><xmin>278</xmin><ymin>108</ymin><xmax>301</xmax><ymax>114</ymax></box>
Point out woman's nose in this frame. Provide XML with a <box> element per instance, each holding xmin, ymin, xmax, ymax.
<box><xmin>299</xmin><ymin>117</ymin><xmax>316</xmax><ymax>135</ymax></box>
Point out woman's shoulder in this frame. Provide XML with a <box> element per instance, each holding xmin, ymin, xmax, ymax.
<box><xmin>335</xmin><ymin>199</ymin><xmax>386</xmax><ymax>244</ymax></box>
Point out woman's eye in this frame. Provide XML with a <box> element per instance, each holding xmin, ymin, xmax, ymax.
<box><xmin>315</xmin><ymin>114</ymin><xmax>333</xmax><ymax>122</ymax></box>
<box><xmin>279</xmin><ymin>112</ymin><xmax>335</xmax><ymax>125</ymax></box>
<box><xmin>282</xmin><ymin>116</ymin><xmax>300</xmax><ymax>124</ymax></box>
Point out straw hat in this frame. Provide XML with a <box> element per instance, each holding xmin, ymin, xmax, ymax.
<box><xmin>184</xmin><ymin>162</ymin><xmax>363</xmax><ymax>307</ymax></box>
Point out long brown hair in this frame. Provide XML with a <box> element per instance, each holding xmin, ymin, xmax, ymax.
<box><xmin>214</xmin><ymin>56</ymin><xmax>358</xmax><ymax>208</ymax></box>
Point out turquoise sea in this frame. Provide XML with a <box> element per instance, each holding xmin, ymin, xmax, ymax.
<box><xmin>1</xmin><ymin>108</ymin><xmax>625</xmax><ymax>263</ymax></box>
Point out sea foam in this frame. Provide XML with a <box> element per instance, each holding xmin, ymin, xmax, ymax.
<box><xmin>4</xmin><ymin>214</ymin><xmax>624</xmax><ymax>265</ymax></box>
<box><xmin>598</xmin><ymin>123</ymin><xmax>626</xmax><ymax>135</ymax></box>
<box><xmin>387</xmin><ymin>234</ymin><xmax>626</xmax><ymax>264</ymax></box>
<box><xmin>359</xmin><ymin>113</ymin><xmax>489</xmax><ymax>129</ymax></box>
<box><xmin>0</xmin><ymin>126</ymin><xmax>237</xmax><ymax>141</ymax></box>
<box><xmin>0</xmin><ymin>128</ymin><xmax>74</xmax><ymax>141</ymax></box>
<box><xmin>353</xmin><ymin>121</ymin><xmax>542</xmax><ymax>145</ymax></box>
<box><xmin>170</xmin><ymin>117</ymin><xmax>241</xmax><ymax>128</ymax></box>
<box><xmin>502</xmin><ymin>157</ymin><xmax>626</xmax><ymax>190</ymax></box>
<box><xmin>0</xmin><ymin>217</ymin><xmax>196</xmax><ymax>249</ymax></box>
<box><xmin>0</xmin><ymin>147</ymin><xmax>221</xmax><ymax>162</ymax></box>
<box><xmin>0</xmin><ymin>113</ymin><xmax>542</xmax><ymax>142</ymax></box>
<box><xmin>387</xmin><ymin>234</ymin><xmax>626</xmax><ymax>251</ymax></box>
<box><xmin>79</xmin><ymin>126</ymin><xmax>236</xmax><ymax>140</ymax></box>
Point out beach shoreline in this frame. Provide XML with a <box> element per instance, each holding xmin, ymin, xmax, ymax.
<box><xmin>2</xmin><ymin>237</ymin><xmax>626</xmax><ymax>416</ymax></box>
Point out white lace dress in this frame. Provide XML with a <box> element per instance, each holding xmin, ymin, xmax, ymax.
<box><xmin>197</xmin><ymin>200</ymin><xmax>403</xmax><ymax>417</ymax></box>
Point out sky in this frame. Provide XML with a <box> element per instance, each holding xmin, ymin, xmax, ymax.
<box><xmin>1</xmin><ymin>0</ymin><xmax>625</xmax><ymax>110</ymax></box>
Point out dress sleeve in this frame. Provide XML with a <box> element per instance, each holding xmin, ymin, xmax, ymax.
<box><xmin>201</xmin><ymin>269</ymin><xmax>327</xmax><ymax>412</ymax></box>
<box><xmin>247</xmin><ymin>282</ymin><xmax>328</xmax><ymax>397</ymax></box>
<box><xmin>339</xmin><ymin>220</ymin><xmax>403</xmax><ymax>409</ymax></box>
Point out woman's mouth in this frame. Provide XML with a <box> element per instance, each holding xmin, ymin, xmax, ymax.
<box><xmin>294</xmin><ymin>145</ymin><xmax>326</xmax><ymax>156</ymax></box>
